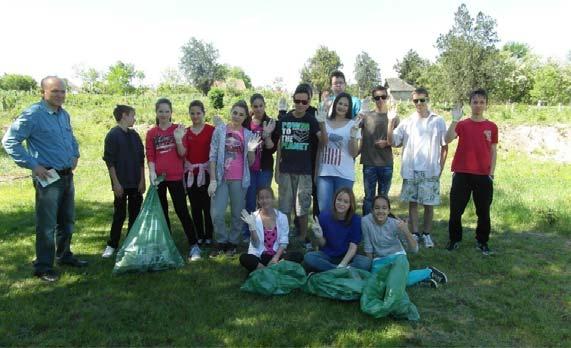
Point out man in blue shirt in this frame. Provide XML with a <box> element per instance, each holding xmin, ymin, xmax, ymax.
<box><xmin>2</xmin><ymin>76</ymin><xmax>87</xmax><ymax>282</ymax></box>
<box><xmin>327</xmin><ymin>70</ymin><xmax>362</xmax><ymax>118</ymax></box>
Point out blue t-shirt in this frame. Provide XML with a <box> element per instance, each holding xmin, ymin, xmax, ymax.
<box><xmin>319</xmin><ymin>211</ymin><xmax>362</xmax><ymax>257</ymax></box>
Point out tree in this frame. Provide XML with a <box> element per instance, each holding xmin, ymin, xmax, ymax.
<box><xmin>0</xmin><ymin>74</ymin><xmax>38</xmax><ymax>91</ymax></box>
<box><xmin>393</xmin><ymin>49</ymin><xmax>430</xmax><ymax>87</ymax></box>
<box><xmin>208</xmin><ymin>87</ymin><xmax>225</xmax><ymax>110</ymax></box>
<box><xmin>530</xmin><ymin>60</ymin><xmax>571</xmax><ymax>104</ymax></box>
<box><xmin>493</xmin><ymin>43</ymin><xmax>538</xmax><ymax>102</ymax></box>
<box><xmin>224</xmin><ymin>66</ymin><xmax>252</xmax><ymax>89</ymax></box>
<box><xmin>103</xmin><ymin>61</ymin><xmax>145</xmax><ymax>94</ymax></box>
<box><xmin>435</xmin><ymin>4</ymin><xmax>500</xmax><ymax>103</ymax></box>
<box><xmin>179</xmin><ymin>37</ymin><xmax>224</xmax><ymax>95</ymax></box>
<box><xmin>74</xmin><ymin>65</ymin><xmax>102</xmax><ymax>93</ymax></box>
<box><xmin>354</xmin><ymin>51</ymin><xmax>381</xmax><ymax>97</ymax></box>
<box><xmin>300</xmin><ymin>46</ymin><xmax>343</xmax><ymax>101</ymax></box>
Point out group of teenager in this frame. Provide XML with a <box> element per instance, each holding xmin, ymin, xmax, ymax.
<box><xmin>2</xmin><ymin>72</ymin><xmax>497</xmax><ymax>284</ymax></box>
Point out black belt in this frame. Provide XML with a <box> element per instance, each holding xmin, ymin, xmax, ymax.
<box><xmin>46</xmin><ymin>167</ymin><xmax>73</xmax><ymax>176</ymax></box>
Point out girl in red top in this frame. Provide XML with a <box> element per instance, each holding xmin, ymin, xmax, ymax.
<box><xmin>181</xmin><ymin>100</ymin><xmax>215</xmax><ymax>246</ymax></box>
<box><xmin>145</xmin><ymin>98</ymin><xmax>201</xmax><ymax>261</ymax></box>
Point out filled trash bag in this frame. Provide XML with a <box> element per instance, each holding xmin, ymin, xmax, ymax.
<box><xmin>302</xmin><ymin>267</ymin><xmax>372</xmax><ymax>301</ymax></box>
<box><xmin>240</xmin><ymin>261</ymin><xmax>307</xmax><ymax>296</ymax></box>
<box><xmin>113</xmin><ymin>182</ymin><xmax>185</xmax><ymax>274</ymax></box>
<box><xmin>360</xmin><ymin>254</ymin><xmax>420</xmax><ymax>321</ymax></box>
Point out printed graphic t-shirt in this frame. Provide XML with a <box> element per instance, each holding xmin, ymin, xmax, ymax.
<box><xmin>275</xmin><ymin>111</ymin><xmax>320</xmax><ymax>175</ymax></box>
<box><xmin>224</xmin><ymin>128</ymin><xmax>244</xmax><ymax>180</ymax></box>
<box><xmin>318</xmin><ymin>119</ymin><xmax>360</xmax><ymax>181</ymax></box>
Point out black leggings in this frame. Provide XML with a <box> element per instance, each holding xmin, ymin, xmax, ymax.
<box><xmin>239</xmin><ymin>251</ymin><xmax>304</xmax><ymax>273</ymax></box>
<box><xmin>186</xmin><ymin>173</ymin><xmax>213</xmax><ymax>241</ymax></box>
<box><xmin>157</xmin><ymin>180</ymin><xmax>197</xmax><ymax>246</ymax></box>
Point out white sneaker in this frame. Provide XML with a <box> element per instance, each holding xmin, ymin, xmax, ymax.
<box><xmin>204</xmin><ymin>239</ymin><xmax>212</xmax><ymax>245</ymax></box>
<box><xmin>423</xmin><ymin>233</ymin><xmax>434</xmax><ymax>248</ymax></box>
<box><xmin>189</xmin><ymin>245</ymin><xmax>202</xmax><ymax>261</ymax></box>
<box><xmin>305</xmin><ymin>242</ymin><xmax>314</xmax><ymax>251</ymax></box>
<box><xmin>102</xmin><ymin>246</ymin><xmax>115</xmax><ymax>258</ymax></box>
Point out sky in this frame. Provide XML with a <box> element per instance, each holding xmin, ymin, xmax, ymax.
<box><xmin>0</xmin><ymin>0</ymin><xmax>569</xmax><ymax>91</ymax></box>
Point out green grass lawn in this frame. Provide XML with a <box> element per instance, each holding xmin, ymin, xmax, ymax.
<box><xmin>1</xmin><ymin>93</ymin><xmax>570</xmax><ymax>346</ymax></box>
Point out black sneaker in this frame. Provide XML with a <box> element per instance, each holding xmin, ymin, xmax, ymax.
<box><xmin>446</xmin><ymin>241</ymin><xmax>460</xmax><ymax>251</ymax></box>
<box><xmin>225</xmin><ymin>243</ymin><xmax>237</xmax><ymax>256</ymax></box>
<box><xmin>429</xmin><ymin>266</ymin><xmax>448</xmax><ymax>284</ymax></box>
<box><xmin>420</xmin><ymin>278</ymin><xmax>438</xmax><ymax>288</ymax></box>
<box><xmin>33</xmin><ymin>270</ymin><xmax>59</xmax><ymax>282</ymax></box>
<box><xmin>476</xmin><ymin>242</ymin><xmax>491</xmax><ymax>256</ymax></box>
<box><xmin>57</xmin><ymin>257</ymin><xmax>88</xmax><ymax>267</ymax></box>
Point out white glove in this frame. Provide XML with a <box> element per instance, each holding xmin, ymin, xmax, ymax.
<box><xmin>148</xmin><ymin>162</ymin><xmax>157</xmax><ymax>185</ymax></box>
<box><xmin>173</xmin><ymin>124</ymin><xmax>186</xmax><ymax>144</ymax></box>
<box><xmin>451</xmin><ymin>104</ymin><xmax>463</xmax><ymax>121</ymax></box>
<box><xmin>337</xmin><ymin>263</ymin><xmax>348</xmax><ymax>269</ymax></box>
<box><xmin>359</xmin><ymin>97</ymin><xmax>371</xmax><ymax>114</ymax></box>
<box><xmin>351</xmin><ymin>115</ymin><xmax>363</xmax><ymax>139</ymax></box>
<box><xmin>278</xmin><ymin>97</ymin><xmax>287</xmax><ymax>112</ymax></box>
<box><xmin>315</xmin><ymin>103</ymin><xmax>327</xmax><ymax>123</ymax></box>
<box><xmin>213</xmin><ymin>115</ymin><xmax>224</xmax><ymax>127</ymax></box>
<box><xmin>207</xmin><ymin>180</ymin><xmax>217</xmax><ymax>197</ymax></box>
<box><xmin>387</xmin><ymin>105</ymin><xmax>398</xmax><ymax>121</ymax></box>
<box><xmin>240</xmin><ymin>209</ymin><xmax>256</xmax><ymax>231</ymax></box>
<box><xmin>262</xmin><ymin>119</ymin><xmax>276</xmax><ymax>139</ymax></box>
<box><xmin>247</xmin><ymin>133</ymin><xmax>262</xmax><ymax>152</ymax></box>
<box><xmin>312</xmin><ymin>216</ymin><xmax>323</xmax><ymax>239</ymax></box>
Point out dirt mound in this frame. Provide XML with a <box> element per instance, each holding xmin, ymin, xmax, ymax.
<box><xmin>499</xmin><ymin>124</ymin><xmax>571</xmax><ymax>163</ymax></box>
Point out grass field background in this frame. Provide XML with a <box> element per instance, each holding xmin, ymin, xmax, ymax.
<box><xmin>0</xmin><ymin>91</ymin><xmax>570</xmax><ymax>346</ymax></box>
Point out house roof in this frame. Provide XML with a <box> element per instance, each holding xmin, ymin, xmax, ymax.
<box><xmin>384</xmin><ymin>78</ymin><xmax>415</xmax><ymax>92</ymax></box>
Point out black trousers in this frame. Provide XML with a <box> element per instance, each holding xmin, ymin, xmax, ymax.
<box><xmin>448</xmin><ymin>173</ymin><xmax>494</xmax><ymax>244</ymax></box>
<box><xmin>157</xmin><ymin>180</ymin><xmax>197</xmax><ymax>246</ymax></box>
<box><xmin>186</xmin><ymin>173</ymin><xmax>213</xmax><ymax>241</ymax></box>
<box><xmin>239</xmin><ymin>251</ymin><xmax>304</xmax><ymax>273</ymax></box>
<box><xmin>108</xmin><ymin>188</ymin><xmax>143</xmax><ymax>248</ymax></box>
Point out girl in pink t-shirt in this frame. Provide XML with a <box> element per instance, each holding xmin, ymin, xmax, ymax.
<box><xmin>208</xmin><ymin>100</ymin><xmax>260</xmax><ymax>255</ymax></box>
<box><xmin>145</xmin><ymin>98</ymin><xmax>200</xmax><ymax>261</ymax></box>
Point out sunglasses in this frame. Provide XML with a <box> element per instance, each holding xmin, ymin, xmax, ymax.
<box><xmin>373</xmin><ymin>95</ymin><xmax>388</xmax><ymax>101</ymax></box>
<box><xmin>413</xmin><ymin>98</ymin><xmax>428</xmax><ymax>104</ymax></box>
<box><xmin>293</xmin><ymin>99</ymin><xmax>309</xmax><ymax>105</ymax></box>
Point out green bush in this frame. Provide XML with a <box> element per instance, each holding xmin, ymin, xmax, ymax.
<box><xmin>0</xmin><ymin>74</ymin><xmax>38</xmax><ymax>91</ymax></box>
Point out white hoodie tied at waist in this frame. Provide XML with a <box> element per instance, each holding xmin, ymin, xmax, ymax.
<box><xmin>184</xmin><ymin>161</ymin><xmax>209</xmax><ymax>188</ymax></box>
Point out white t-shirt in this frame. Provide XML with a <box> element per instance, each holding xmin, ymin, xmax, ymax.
<box><xmin>411</xmin><ymin>116</ymin><xmax>430</xmax><ymax>171</ymax></box>
<box><xmin>318</xmin><ymin>119</ymin><xmax>361</xmax><ymax>181</ymax></box>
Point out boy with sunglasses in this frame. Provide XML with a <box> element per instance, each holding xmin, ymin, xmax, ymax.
<box><xmin>387</xmin><ymin>87</ymin><xmax>448</xmax><ymax>249</ymax></box>
<box><xmin>360</xmin><ymin>86</ymin><xmax>399</xmax><ymax>215</ymax></box>
<box><xmin>275</xmin><ymin>84</ymin><xmax>327</xmax><ymax>250</ymax></box>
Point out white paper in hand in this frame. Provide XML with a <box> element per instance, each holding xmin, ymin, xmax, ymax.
<box><xmin>37</xmin><ymin>169</ymin><xmax>60</xmax><ymax>187</ymax></box>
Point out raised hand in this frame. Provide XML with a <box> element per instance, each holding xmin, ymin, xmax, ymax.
<box><xmin>213</xmin><ymin>115</ymin><xmax>224</xmax><ymax>127</ymax></box>
<box><xmin>451</xmin><ymin>104</ymin><xmax>463</xmax><ymax>121</ymax></box>
<box><xmin>262</xmin><ymin>119</ymin><xmax>276</xmax><ymax>138</ymax></box>
<box><xmin>350</xmin><ymin>115</ymin><xmax>362</xmax><ymax>138</ymax></box>
<box><xmin>278</xmin><ymin>97</ymin><xmax>288</xmax><ymax>112</ymax></box>
<box><xmin>359</xmin><ymin>97</ymin><xmax>371</xmax><ymax>114</ymax></box>
<box><xmin>315</xmin><ymin>102</ymin><xmax>328</xmax><ymax>123</ymax></box>
<box><xmin>387</xmin><ymin>105</ymin><xmax>398</xmax><ymax>121</ymax></box>
<box><xmin>311</xmin><ymin>216</ymin><xmax>324</xmax><ymax>239</ymax></box>
<box><xmin>207</xmin><ymin>180</ymin><xmax>217</xmax><ymax>197</ymax></box>
<box><xmin>240</xmin><ymin>209</ymin><xmax>256</xmax><ymax>231</ymax></box>
<box><xmin>174</xmin><ymin>124</ymin><xmax>186</xmax><ymax>144</ymax></box>
<box><xmin>247</xmin><ymin>133</ymin><xmax>262</xmax><ymax>152</ymax></box>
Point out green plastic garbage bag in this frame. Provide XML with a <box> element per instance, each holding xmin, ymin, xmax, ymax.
<box><xmin>240</xmin><ymin>261</ymin><xmax>307</xmax><ymax>296</ymax></box>
<box><xmin>360</xmin><ymin>254</ymin><xmax>420</xmax><ymax>321</ymax></box>
<box><xmin>113</xmin><ymin>182</ymin><xmax>185</xmax><ymax>274</ymax></box>
<box><xmin>302</xmin><ymin>267</ymin><xmax>372</xmax><ymax>301</ymax></box>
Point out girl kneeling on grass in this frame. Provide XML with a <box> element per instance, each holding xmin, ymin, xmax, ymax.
<box><xmin>239</xmin><ymin>187</ymin><xmax>304</xmax><ymax>273</ymax></box>
<box><xmin>145</xmin><ymin>98</ymin><xmax>201</xmax><ymax>261</ymax></box>
<box><xmin>304</xmin><ymin>188</ymin><xmax>371</xmax><ymax>272</ymax></box>
<box><xmin>362</xmin><ymin>194</ymin><xmax>447</xmax><ymax>287</ymax></box>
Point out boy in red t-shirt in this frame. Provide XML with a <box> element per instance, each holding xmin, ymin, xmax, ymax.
<box><xmin>444</xmin><ymin>89</ymin><xmax>498</xmax><ymax>255</ymax></box>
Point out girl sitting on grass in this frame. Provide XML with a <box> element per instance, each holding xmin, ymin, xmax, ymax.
<box><xmin>361</xmin><ymin>194</ymin><xmax>447</xmax><ymax>287</ymax></box>
<box><xmin>304</xmin><ymin>188</ymin><xmax>370</xmax><ymax>272</ymax></box>
<box><xmin>239</xmin><ymin>187</ymin><xmax>303</xmax><ymax>273</ymax></box>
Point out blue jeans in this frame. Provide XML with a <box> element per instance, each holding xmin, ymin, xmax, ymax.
<box><xmin>243</xmin><ymin>169</ymin><xmax>273</xmax><ymax>238</ymax></box>
<box><xmin>362</xmin><ymin>165</ymin><xmax>393</xmax><ymax>215</ymax></box>
<box><xmin>304</xmin><ymin>251</ymin><xmax>371</xmax><ymax>272</ymax></box>
<box><xmin>316</xmin><ymin>176</ymin><xmax>354</xmax><ymax>214</ymax></box>
<box><xmin>33</xmin><ymin>174</ymin><xmax>76</xmax><ymax>272</ymax></box>
<box><xmin>371</xmin><ymin>254</ymin><xmax>431</xmax><ymax>287</ymax></box>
